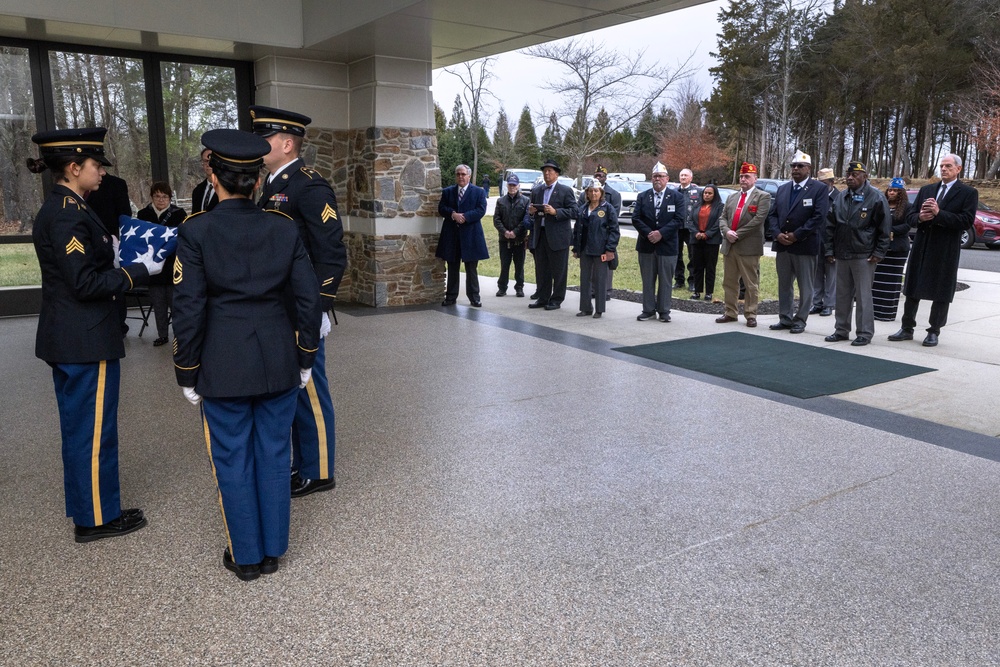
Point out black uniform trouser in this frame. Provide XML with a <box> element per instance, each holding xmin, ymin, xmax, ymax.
<box><xmin>674</xmin><ymin>229</ymin><xmax>692</xmax><ymax>284</ymax></box>
<box><xmin>901</xmin><ymin>296</ymin><xmax>950</xmax><ymax>334</ymax></box>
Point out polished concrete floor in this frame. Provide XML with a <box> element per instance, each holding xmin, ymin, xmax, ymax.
<box><xmin>2</xmin><ymin>300</ymin><xmax>1000</xmax><ymax>665</ymax></box>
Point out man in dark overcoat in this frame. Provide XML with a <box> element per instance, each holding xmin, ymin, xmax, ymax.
<box><xmin>437</xmin><ymin>163</ymin><xmax>489</xmax><ymax>306</ymax></box>
<box><xmin>889</xmin><ymin>153</ymin><xmax>978</xmax><ymax>347</ymax></box>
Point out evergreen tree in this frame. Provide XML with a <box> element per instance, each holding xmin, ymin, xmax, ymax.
<box><xmin>540</xmin><ymin>112</ymin><xmax>563</xmax><ymax>163</ymax></box>
<box><xmin>513</xmin><ymin>105</ymin><xmax>541</xmax><ymax>168</ymax></box>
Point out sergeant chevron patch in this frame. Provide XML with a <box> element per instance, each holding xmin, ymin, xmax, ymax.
<box><xmin>321</xmin><ymin>204</ymin><xmax>338</xmax><ymax>223</ymax></box>
<box><xmin>173</xmin><ymin>258</ymin><xmax>183</xmax><ymax>284</ymax></box>
<box><xmin>66</xmin><ymin>237</ymin><xmax>85</xmax><ymax>255</ymax></box>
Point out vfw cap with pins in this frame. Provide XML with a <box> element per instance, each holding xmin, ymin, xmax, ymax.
<box><xmin>651</xmin><ymin>161</ymin><xmax>668</xmax><ymax>175</ymax></box>
<box><xmin>791</xmin><ymin>149</ymin><xmax>811</xmax><ymax>164</ymax></box>
<box><xmin>31</xmin><ymin>127</ymin><xmax>113</xmax><ymax>166</ymax></box>
<box><xmin>249</xmin><ymin>105</ymin><xmax>311</xmax><ymax>137</ymax></box>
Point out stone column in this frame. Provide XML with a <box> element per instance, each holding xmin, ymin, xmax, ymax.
<box><xmin>255</xmin><ymin>54</ymin><xmax>443</xmax><ymax>307</ymax></box>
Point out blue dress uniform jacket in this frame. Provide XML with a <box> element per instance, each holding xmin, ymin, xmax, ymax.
<box><xmin>766</xmin><ymin>177</ymin><xmax>831</xmax><ymax>255</ymax></box>
<box><xmin>172</xmin><ymin>199</ymin><xmax>321</xmax><ymax>398</ymax></box>
<box><xmin>632</xmin><ymin>187</ymin><xmax>684</xmax><ymax>256</ymax></box>
<box><xmin>436</xmin><ymin>184</ymin><xmax>490</xmax><ymax>262</ymax></box>
<box><xmin>33</xmin><ymin>185</ymin><xmax>150</xmax><ymax>363</ymax></box>
<box><xmin>573</xmin><ymin>201</ymin><xmax>620</xmax><ymax>257</ymax></box>
<box><xmin>258</xmin><ymin>158</ymin><xmax>347</xmax><ymax>308</ymax></box>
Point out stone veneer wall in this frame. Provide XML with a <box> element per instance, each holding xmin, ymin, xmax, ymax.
<box><xmin>303</xmin><ymin>126</ymin><xmax>443</xmax><ymax>307</ymax></box>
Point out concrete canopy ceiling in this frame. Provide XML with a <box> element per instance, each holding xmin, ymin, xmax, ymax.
<box><xmin>0</xmin><ymin>0</ymin><xmax>706</xmax><ymax>65</ymax></box>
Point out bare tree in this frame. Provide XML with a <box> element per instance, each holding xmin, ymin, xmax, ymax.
<box><xmin>523</xmin><ymin>38</ymin><xmax>694</xmax><ymax>182</ymax></box>
<box><xmin>443</xmin><ymin>57</ymin><xmax>499</xmax><ymax>181</ymax></box>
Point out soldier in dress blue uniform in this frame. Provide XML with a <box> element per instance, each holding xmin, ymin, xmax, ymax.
<box><xmin>29</xmin><ymin>127</ymin><xmax>164</xmax><ymax>543</ymax></box>
<box><xmin>250</xmin><ymin>105</ymin><xmax>346</xmax><ymax>498</ymax></box>
<box><xmin>172</xmin><ymin>129</ymin><xmax>321</xmax><ymax>581</ymax></box>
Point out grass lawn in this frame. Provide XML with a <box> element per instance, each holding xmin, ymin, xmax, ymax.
<box><xmin>476</xmin><ymin>215</ymin><xmax>781</xmax><ymax>300</ymax></box>
<box><xmin>0</xmin><ymin>243</ymin><xmax>41</xmax><ymax>287</ymax></box>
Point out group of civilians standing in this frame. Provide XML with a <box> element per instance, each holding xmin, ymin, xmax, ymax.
<box><xmin>437</xmin><ymin>152</ymin><xmax>977</xmax><ymax>349</ymax></box>
<box><xmin>29</xmin><ymin>105</ymin><xmax>346</xmax><ymax>583</ymax></box>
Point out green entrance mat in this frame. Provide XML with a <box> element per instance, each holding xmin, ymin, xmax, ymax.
<box><xmin>613</xmin><ymin>332</ymin><xmax>935</xmax><ymax>399</ymax></box>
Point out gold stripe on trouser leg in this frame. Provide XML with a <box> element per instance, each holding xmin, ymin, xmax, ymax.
<box><xmin>91</xmin><ymin>361</ymin><xmax>106</xmax><ymax>526</ymax></box>
<box><xmin>305</xmin><ymin>379</ymin><xmax>329</xmax><ymax>478</ymax></box>
<box><xmin>202</xmin><ymin>412</ymin><xmax>233</xmax><ymax>558</ymax></box>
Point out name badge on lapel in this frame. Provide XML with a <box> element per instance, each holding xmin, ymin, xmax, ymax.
<box><xmin>803</xmin><ymin>198</ymin><xmax>813</xmax><ymax>207</ymax></box>
<box><xmin>667</xmin><ymin>205</ymin><xmax>675</xmax><ymax>212</ymax></box>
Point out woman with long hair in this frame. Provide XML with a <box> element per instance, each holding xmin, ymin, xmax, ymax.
<box><xmin>686</xmin><ymin>183</ymin><xmax>724</xmax><ymax>301</ymax></box>
<box><xmin>29</xmin><ymin>127</ymin><xmax>163</xmax><ymax>543</ymax></box>
<box><xmin>873</xmin><ymin>177</ymin><xmax>914</xmax><ymax>321</ymax></box>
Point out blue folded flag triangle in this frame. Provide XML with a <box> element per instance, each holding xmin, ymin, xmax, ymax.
<box><xmin>117</xmin><ymin>214</ymin><xmax>178</xmax><ymax>266</ymax></box>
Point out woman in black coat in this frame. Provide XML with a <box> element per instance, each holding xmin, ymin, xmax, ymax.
<box><xmin>686</xmin><ymin>184</ymin><xmax>724</xmax><ymax>301</ymax></box>
<box><xmin>136</xmin><ymin>181</ymin><xmax>187</xmax><ymax>345</ymax></box>
<box><xmin>873</xmin><ymin>178</ymin><xmax>914</xmax><ymax>321</ymax></box>
<box><xmin>572</xmin><ymin>183</ymin><xmax>619</xmax><ymax>318</ymax></box>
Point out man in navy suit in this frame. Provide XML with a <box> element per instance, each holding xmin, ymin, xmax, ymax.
<box><xmin>527</xmin><ymin>159</ymin><xmax>578</xmax><ymax>310</ymax></box>
<box><xmin>889</xmin><ymin>153</ymin><xmax>978</xmax><ymax>347</ymax></box>
<box><xmin>437</xmin><ymin>164</ymin><xmax>489</xmax><ymax>306</ymax></box>
<box><xmin>766</xmin><ymin>150</ymin><xmax>830</xmax><ymax>334</ymax></box>
<box><xmin>632</xmin><ymin>161</ymin><xmax>684</xmax><ymax>322</ymax></box>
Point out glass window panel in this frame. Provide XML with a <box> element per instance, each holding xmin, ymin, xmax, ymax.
<box><xmin>50</xmin><ymin>51</ymin><xmax>150</xmax><ymax>214</ymax></box>
<box><xmin>160</xmin><ymin>61</ymin><xmax>238</xmax><ymax>213</ymax></box>
<box><xmin>0</xmin><ymin>46</ymin><xmax>44</xmax><ymax>238</ymax></box>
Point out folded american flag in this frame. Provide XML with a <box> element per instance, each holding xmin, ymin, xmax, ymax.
<box><xmin>117</xmin><ymin>214</ymin><xmax>178</xmax><ymax>266</ymax></box>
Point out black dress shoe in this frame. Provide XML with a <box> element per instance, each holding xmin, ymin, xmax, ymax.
<box><xmin>291</xmin><ymin>473</ymin><xmax>336</xmax><ymax>498</ymax></box>
<box><xmin>825</xmin><ymin>333</ymin><xmax>849</xmax><ymax>342</ymax></box>
<box><xmin>673</xmin><ymin>281</ymin><xmax>685</xmax><ymax>289</ymax></box>
<box><xmin>809</xmin><ymin>305</ymin><xmax>823</xmax><ymax>315</ymax></box>
<box><xmin>637</xmin><ymin>312</ymin><xmax>655</xmax><ymax>321</ymax></box>
<box><xmin>528</xmin><ymin>301</ymin><xmax>546</xmax><ymax>309</ymax></box>
<box><xmin>888</xmin><ymin>328</ymin><xmax>914</xmax><ymax>341</ymax></box>
<box><xmin>820</xmin><ymin>307</ymin><xmax>832</xmax><ymax>316</ymax></box>
<box><xmin>689</xmin><ymin>293</ymin><xmax>700</xmax><ymax>300</ymax></box>
<box><xmin>659</xmin><ymin>314</ymin><xmax>671</xmax><ymax>322</ymax></box>
<box><xmin>922</xmin><ymin>332</ymin><xmax>939</xmax><ymax>347</ymax></box>
<box><xmin>496</xmin><ymin>290</ymin><xmax>506</xmax><ymax>297</ymax></box>
<box><xmin>470</xmin><ymin>300</ymin><xmax>482</xmax><ymax>307</ymax></box>
<box><xmin>790</xmin><ymin>325</ymin><xmax>805</xmax><ymax>334</ymax></box>
<box><xmin>153</xmin><ymin>337</ymin><xmax>168</xmax><ymax>347</ymax></box>
<box><xmin>593</xmin><ymin>312</ymin><xmax>602</xmax><ymax>319</ymax></box>
<box><xmin>259</xmin><ymin>556</ymin><xmax>280</xmax><ymax>575</ymax></box>
<box><xmin>543</xmin><ymin>303</ymin><xmax>560</xmax><ymax>310</ymax></box>
<box><xmin>515</xmin><ymin>289</ymin><xmax>524</xmax><ymax>297</ymax></box>
<box><xmin>441</xmin><ymin>299</ymin><xmax>456</xmax><ymax>306</ymax></box>
<box><xmin>529</xmin><ymin>292</ymin><xmax>538</xmax><ymax>300</ymax></box>
<box><xmin>223</xmin><ymin>549</ymin><xmax>260</xmax><ymax>582</ymax></box>
<box><xmin>74</xmin><ymin>509</ymin><xmax>147</xmax><ymax>543</ymax></box>
<box><xmin>851</xmin><ymin>336</ymin><xmax>871</xmax><ymax>346</ymax></box>
<box><xmin>769</xmin><ymin>323</ymin><xmax>791</xmax><ymax>330</ymax></box>
<box><xmin>576</xmin><ymin>311</ymin><xmax>593</xmax><ymax>317</ymax></box>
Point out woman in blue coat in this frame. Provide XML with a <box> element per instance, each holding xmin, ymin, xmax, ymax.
<box><xmin>572</xmin><ymin>182</ymin><xmax>619</xmax><ymax>318</ymax></box>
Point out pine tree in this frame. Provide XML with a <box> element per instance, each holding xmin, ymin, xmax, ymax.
<box><xmin>513</xmin><ymin>105</ymin><xmax>541</xmax><ymax>168</ymax></box>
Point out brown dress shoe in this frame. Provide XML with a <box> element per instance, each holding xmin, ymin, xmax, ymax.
<box><xmin>746</xmin><ymin>317</ymin><xmax>757</xmax><ymax>328</ymax></box>
<box><xmin>715</xmin><ymin>315</ymin><xmax>737</xmax><ymax>323</ymax></box>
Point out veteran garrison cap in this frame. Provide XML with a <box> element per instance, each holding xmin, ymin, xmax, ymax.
<box><xmin>249</xmin><ymin>105</ymin><xmax>311</xmax><ymax>137</ymax></box>
<box><xmin>200</xmin><ymin>129</ymin><xmax>269</xmax><ymax>174</ymax></box>
<box><xmin>31</xmin><ymin>127</ymin><xmax>113</xmax><ymax>166</ymax></box>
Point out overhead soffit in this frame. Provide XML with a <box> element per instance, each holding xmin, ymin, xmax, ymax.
<box><xmin>0</xmin><ymin>0</ymin><xmax>705</xmax><ymax>66</ymax></box>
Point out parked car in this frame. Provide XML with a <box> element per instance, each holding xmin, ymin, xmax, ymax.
<box><xmin>753</xmin><ymin>178</ymin><xmax>789</xmax><ymax>199</ymax></box>
<box><xmin>605</xmin><ymin>179</ymin><xmax>638</xmax><ymax>218</ymax></box>
<box><xmin>531</xmin><ymin>175</ymin><xmax>582</xmax><ymax>200</ymax></box>
<box><xmin>504</xmin><ymin>168</ymin><xmax>542</xmax><ymax>194</ymax></box>
<box><xmin>905</xmin><ymin>189</ymin><xmax>1000</xmax><ymax>249</ymax></box>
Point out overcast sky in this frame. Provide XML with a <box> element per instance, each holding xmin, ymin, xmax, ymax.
<box><xmin>430</xmin><ymin>0</ymin><xmax>728</xmax><ymax>136</ymax></box>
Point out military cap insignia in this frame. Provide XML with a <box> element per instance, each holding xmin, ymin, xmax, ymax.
<box><xmin>321</xmin><ymin>203</ymin><xmax>338</xmax><ymax>223</ymax></box>
<box><xmin>250</xmin><ymin>109</ymin><xmax>256</xmax><ymax>119</ymax></box>
<box><xmin>173</xmin><ymin>258</ymin><xmax>183</xmax><ymax>284</ymax></box>
<box><xmin>66</xmin><ymin>237</ymin><xmax>85</xmax><ymax>255</ymax></box>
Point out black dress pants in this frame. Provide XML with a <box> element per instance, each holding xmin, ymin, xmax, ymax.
<box><xmin>901</xmin><ymin>296</ymin><xmax>949</xmax><ymax>334</ymax></box>
<box><xmin>446</xmin><ymin>259</ymin><xmax>480</xmax><ymax>302</ymax></box>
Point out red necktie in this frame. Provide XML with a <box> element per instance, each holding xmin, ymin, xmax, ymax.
<box><xmin>732</xmin><ymin>191</ymin><xmax>747</xmax><ymax>230</ymax></box>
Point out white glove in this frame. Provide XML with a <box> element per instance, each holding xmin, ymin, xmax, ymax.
<box><xmin>299</xmin><ymin>367</ymin><xmax>312</xmax><ymax>389</ymax></box>
<box><xmin>112</xmin><ymin>236</ymin><xmax>121</xmax><ymax>268</ymax></box>
<box><xmin>320</xmin><ymin>312</ymin><xmax>331</xmax><ymax>338</ymax></box>
<box><xmin>136</xmin><ymin>245</ymin><xmax>166</xmax><ymax>276</ymax></box>
<box><xmin>182</xmin><ymin>386</ymin><xmax>202</xmax><ymax>406</ymax></box>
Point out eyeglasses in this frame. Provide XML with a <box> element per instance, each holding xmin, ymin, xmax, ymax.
<box><xmin>151</xmin><ymin>193</ymin><xmax>171</xmax><ymax>199</ymax></box>
<box><xmin>790</xmin><ymin>163</ymin><xmax>807</xmax><ymax>169</ymax></box>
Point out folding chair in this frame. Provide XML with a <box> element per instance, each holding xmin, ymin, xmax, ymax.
<box><xmin>123</xmin><ymin>288</ymin><xmax>153</xmax><ymax>338</ymax></box>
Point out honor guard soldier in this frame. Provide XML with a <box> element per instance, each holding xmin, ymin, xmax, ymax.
<box><xmin>251</xmin><ymin>105</ymin><xmax>346</xmax><ymax>498</ymax></box>
<box><xmin>172</xmin><ymin>129</ymin><xmax>321</xmax><ymax>581</ymax></box>
<box><xmin>29</xmin><ymin>127</ymin><xmax>164</xmax><ymax>543</ymax></box>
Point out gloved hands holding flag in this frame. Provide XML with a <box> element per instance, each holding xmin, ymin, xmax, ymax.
<box><xmin>135</xmin><ymin>245</ymin><xmax>166</xmax><ymax>276</ymax></box>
